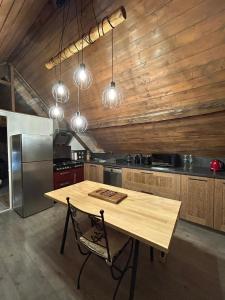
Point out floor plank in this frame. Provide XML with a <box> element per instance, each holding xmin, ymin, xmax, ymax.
<box><xmin>0</xmin><ymin>204</ymin><xmax>225</xmax><ymax>300</ymax></box>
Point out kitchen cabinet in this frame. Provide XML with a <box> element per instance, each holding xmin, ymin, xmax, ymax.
<box><xmin>54</xmin><ymin>166</ymin><xmax>84</xmax><ymax>189</ymax></box>
<box><xmin>122</xmin><ymin>168</ymin><xmax>181</xmax><ymax>200</ymax></box>
<box><xmin>145</xmin><ymin>171</ymin><xmax>181</xmax><ymax>200</ymax></box>
<box><xmin>214</xmin><ymin>179</ymin><xmax>225</xmax><ymax>232</ymax></box>
<box><xmin>122</xmin><ymin>167</ymin><xmax>225</xmax><ymax>232</ymax></box>
<box><xmin>84</xmin><ymin>163</ymin><xmax>103</xmax><ymax>183</ymax></box>
<box><xmin>122</xmin><ymin>168</ymin><xmax>146</xmax><ymax>192</ymax></box>
<box><xmin>180</xmin><ymin>175</ymin><xmax>214</xmax><ymax>228</ymax></box>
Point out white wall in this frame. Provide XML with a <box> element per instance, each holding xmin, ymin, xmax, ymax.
<box><xmin>69</xmin><ymin>137</ymin><xmax>84</xmax><ymax>151</ymax></box>
<box><xmin>0</xmin><ymin>110</ymin><xmax>53</xmax><ymax>211</ymax></box>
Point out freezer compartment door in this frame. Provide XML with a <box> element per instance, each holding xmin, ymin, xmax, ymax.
<box><xmin>22</xmin><ymin>161</ymin><xmax>53</xmax><ymax>217</ymax></box>
<box><xmin>22</xmin><ymin>134</ymin><xmax>53</xmax><ymax>162</ymax></box>
<box><xmin>11</xmin><ymin>135</ymin><xmax>23</xmax><ymax>215</ymax></box>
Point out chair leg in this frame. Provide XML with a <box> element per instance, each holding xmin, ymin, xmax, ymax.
<box><xmin>159</xmin><ymin>251</ymin><xmax>167</xmax><ymax>263</ymax></box>
<box><xmin>113</xmin><ymin>273</ymin><xmax>124</xmax><ymax>300</ymax></box>
<box><xmin>76</xmin><ymin>253</ymin><xmax>91</xmax><ymax>290</ymax></box>
<box><xmin>112</xmin><ymin>239</ymin><xmax>134</xmax><ymax>300</ymax></box>
<box><xmin>60</xmin><ymin>207</ymin><xmax>70</xmax><ymax>255</ymax></box>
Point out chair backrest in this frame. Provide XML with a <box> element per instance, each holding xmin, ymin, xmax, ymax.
<box><xmin>66</xmin><ymin>197</ymin><xmax>111</xmax><ymax>262</ymax></box>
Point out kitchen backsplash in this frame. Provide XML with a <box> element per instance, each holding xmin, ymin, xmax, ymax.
<box><xmin>91</xmin><ymin>153</ymin><xmax>225</xmax><ymax>168</ymax></box>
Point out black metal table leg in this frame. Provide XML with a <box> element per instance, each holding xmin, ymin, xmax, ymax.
<box><xmin>129</xmin><ymin>239</ymin><xmax>140</xmax><ymax>300</ymax></box>
<box><xmin>60</xmin><ymin>207</ymin><xmax>70</xmax><ymax>254</ymax></box>
<box><xmin>150</xmin><ymin>246</ymin><xmax>154</xmax><ymax>262</ymax></box>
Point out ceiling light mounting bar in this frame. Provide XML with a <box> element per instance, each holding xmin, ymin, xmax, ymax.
<box><xmin>45</xmin><ymin>6</ymin><xmax>126</xmax><ymax>70</ymax></box>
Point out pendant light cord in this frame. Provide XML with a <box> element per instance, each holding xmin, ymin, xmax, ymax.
<box><xmin>74</xmin><ymin>0</ymin><xmax>82</xmax><ymax>113</ymax></box>
<box><xmin>77</xmin><ymin>86</ymin><xmax>80</xmax><ymax>112</ymax></box>
<box><xmin>59</xmin><ymin>0</ymin><xmax>70</xmax><ymax>81</ymax></box>
<box><xmin>81</xmin><ymin>37</ymin><xmax>84</xmax><ymax>63</ymax></box>
<box><xmin>80</xmin><ymin>0</ymin><xmax>84</xmax><ymax>64</ymax></box>
<box><xmin>74</xmin><ymin>0</ymin><xmax>81</xmax><ymax>56</ymax></box>
<box><xmin>91</xmin><ymin>0</ymin><xmax>100</xmax><ymax>37</ymax></box>
<box><xmin>112</xmin><ymin>29</ymin><xmax>114</xmax><ymax>82</ymax></box>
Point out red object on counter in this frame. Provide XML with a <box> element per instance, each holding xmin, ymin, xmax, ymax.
<box><xmin>54</xmin><ymin>166</ymin><xmax>84</xmax><ymax>189</ymax></box>
<box><xmin>210</xmin><ymin>160</ymin><xmax>224</xmax><ymax>172</ymax></box>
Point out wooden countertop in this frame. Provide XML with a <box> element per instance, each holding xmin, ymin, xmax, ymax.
<box><xmin>45</xmin><ymin>180</ymin><xmax>181</xmax><ymax>252</ymax></box>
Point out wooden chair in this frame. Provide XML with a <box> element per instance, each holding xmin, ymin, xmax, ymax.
<box><xmin>64</xmin><ymin>197</ymin><xmax>133</xmax><ymax>300</ymax></box>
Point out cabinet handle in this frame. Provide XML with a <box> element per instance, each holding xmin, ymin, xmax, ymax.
<box><xmin>59</xmin><ymin>181</ymin><xmax>70</xmax><ymax>187</ymax></box>
<box><xmin>59</xmin><ymin>172</ymin><xmax>71</xmax><ymax>175</ymax></box>
<box><xmin>141</xmin><ymin>190</ymin><xmax>154</xmax><ymax>195</ymax></box>
<box><xmin>189</xmin><ymin>178</ymin><xmax>207</xmax><ymax>182</ymax></box>
<box><xmin>141</xmin><ymin>172</ymin><xmax>154</xmax><ymax>175</ymax></box>
<box><xmin>90</xmin><ymin>165</ymin><xmax>97</xmax><ymax>167</ymax></box>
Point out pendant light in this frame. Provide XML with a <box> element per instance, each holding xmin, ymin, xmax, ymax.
<box><xmin>51</xmin><ymin>1</ymin><xmax>69</xmax><ymax>106</ymax></box>
<box><xmin>52</xmin><ymin>81</ymin><xmax>69</xmax><ymax>103</ymax></box>
<box><xmin>102</xmin><ymin>29</ymin><xmax>122</xmax><ymax>108</ymax></box>
<box><xmin>49</xmin><ymin>102</ymin><xmax>64</xmax><ymax>121</ymax></box>
<box><xmin>73</xmin><ymin>38</ymin><xmax>92</xmax><ymax>90</ymax></box>
<box><xmin>71</xmin><ymin>86</ymin><xmax>88</xmax><ymax>133</ymax></box>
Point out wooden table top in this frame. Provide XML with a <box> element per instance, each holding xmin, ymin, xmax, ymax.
<box><xmin>45</xmin><ymin>180</ymin><xmax>181</xmax><ymax>252</ymax></box>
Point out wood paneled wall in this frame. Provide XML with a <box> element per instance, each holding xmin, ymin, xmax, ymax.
<box><xmin>6</xmin><ymin>0</ymin><xmax>225</xmax><ymax>154</ymax></box>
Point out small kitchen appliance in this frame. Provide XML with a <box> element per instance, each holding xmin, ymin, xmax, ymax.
<box><xmin>210</xmin><ymin>160</ymin><xmax>224</xmax><ymax>172</ymax></box>
<box><xmin>151</xmin><ymin>153</ymin><xmax>180</xmax><ymax>168</ymax></box>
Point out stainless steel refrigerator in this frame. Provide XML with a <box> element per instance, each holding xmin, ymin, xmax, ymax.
<box><xmin>11</xmin><ymin>134</ymin><xmax>54</xmax><ymax>217</ymax></box>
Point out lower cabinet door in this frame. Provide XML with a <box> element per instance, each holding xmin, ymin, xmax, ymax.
<box><xmin>54</xmin><ymin>170</ymin><xmax>74</xmax><ymax>189</ymax></box>
<box><xmin>180</xmin><ymin>175</ymin><xmax>214</xmax><ymax>227</ymax></box>
<box><xmin>145</xmin><ymin>172</ymin><xmax>181</xmax><ymax>200</ymax></box>
<box><xmin>73</xmin><ymin>167</ymin><xmax>84</xmax><ymax>183</ymax></box>
<box><xmin>122</xmin><ymin>168</ymin><xmax>146</xmax><ymax>192</ymax></box>
<box><xmin>122</xmin><ymin>168</ymin><xmax>180</xmax><ymax>200</ymax></box>
<box><xmin>214</xmin><ymin>179</ymin><xmax>225</xmax><ymax>232</ymax></box>
<box><xmin>84</xmin><ymin>164</ymin><xmax>103</xmax><ymax>183</ymax></box>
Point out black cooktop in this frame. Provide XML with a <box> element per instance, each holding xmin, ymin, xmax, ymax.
<box><xmin>53</xmin><ymin>160</ymin><xmax>83</xmax><ymax>171</ymax></box>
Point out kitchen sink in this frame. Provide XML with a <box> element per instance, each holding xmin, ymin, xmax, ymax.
<box><xmin>150</xmin><ymin>166</ymin><xmax>174</xmax><ymax>171</ymax></box>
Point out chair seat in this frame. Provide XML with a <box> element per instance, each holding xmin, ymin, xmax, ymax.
<box><xmin>80</xmin><ymin>226</ymin><xmax>129</xmax><ymax>260</ymax></box>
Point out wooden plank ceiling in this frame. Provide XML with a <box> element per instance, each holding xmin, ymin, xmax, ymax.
<box><xmin>3</xmin><ymin>0</ymin><xmax>225</xmax><ymax>155</ymax></box>
<box><xmin>0</xmin><ymin>0</ymin><xmax>49</xmax><ymax>62</ymax></box>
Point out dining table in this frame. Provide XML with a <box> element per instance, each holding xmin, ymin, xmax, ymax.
<box><xmin>45</xmin><ymin>180</ymin><xmax>181</xmax><ymax>300</ymax></box>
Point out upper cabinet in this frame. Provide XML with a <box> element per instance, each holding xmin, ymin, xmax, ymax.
<box><xmin>214</xmin><ymin>179</ymin><xmax>225</xmax><ymax>233</ymax></box>
<box><xmin>84</xmin><ymin>163</ymin><xmax>103</xmax><ymax>183</ymax></box>
<box><xmin>180</xmin><ymin>175</ymin><xmax>214</xmax><ymax>228</ymax></box>
<box><xmin>122</xmin><ymin>168</ymin><xmax>181</xmax><ymax>200</ymax></box>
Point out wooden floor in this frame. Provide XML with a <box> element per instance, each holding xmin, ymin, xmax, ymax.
<box><xmin>0</xmin><ymin>184</ymin><xmax>10</xmax><ymax>212</ymax></box>
<box><xmin>0</xmin><ymin>204</ymin><xmax>225</xmax><ymax>300</ymax></box>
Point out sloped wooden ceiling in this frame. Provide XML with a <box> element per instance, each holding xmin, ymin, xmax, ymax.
<box><xmin>6</xmin><ymin>0</ymin><xmax>225</xmax><ymax>155</ymax></box>
<box><xmin>0</xmin><ymin>0</ymin><xmax>48</xmax><ymax>61</ymax></box>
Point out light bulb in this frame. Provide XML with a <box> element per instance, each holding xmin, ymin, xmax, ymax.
<box><xmin>70</xmin><ymin>111</ymin><xmax>88</xmax><ymax>133</ymax></box>
<box><xmin>102</xmin><ymin>81</ymin><xmax>123</xmax><ymax>108</ymax></box>
<box><xmin>49</xmin><ymin>104</ymin><xmax>64</xmax><ymax>121</ymax></box>
<box><xmin>57</xmin><ymin>84</ymin><xmax>65</xmax><ymax>95</ymax></box>
<box><xmin>78</xmin><ymin>68</ymin><xmax>87</xmax><ymax>82</ymax></box>
<box><xmin>75</xmin><ymin>115</ymin><xmax>83</xmax><ymax>127</ymax></box>
<box><xmin>52</xmin><ymin>81</ymin><xmax>69</xmax><ymax>103</ymax></box>
<box><xmin>73</xmin><ymin>63</ymin><xmax>92</xmax><ymax>90</ymax></box>
<box><xmin>108</xmin><ymin>86</ymin><xmax>117</xmax><ymax>101</ymax></box>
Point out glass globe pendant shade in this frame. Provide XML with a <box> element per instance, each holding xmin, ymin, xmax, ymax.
<box><xmin>73</xmin><ymin>63</ymin><xmax>92</xmax><ymax>90</ymax></box>
<box><xmin>52</xmin><ymin>81</ymin><xmax>70</xmax><ymax>103</ymax></box>
<box><xmin>70</xmin><ymin>111</ymin><xmax>88</xmax><ymax>133</ymax></box>
<box><xmin>102</xmin><ymin>81</ymin><xmax>122</xmax><ymax>108</ymax></box>
<box><xmin>49</xmin><ymin>104</ymin><xmax>64</xmax><ymax>121</ymax></box>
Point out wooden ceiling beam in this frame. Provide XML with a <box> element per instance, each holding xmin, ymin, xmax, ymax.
<box><xmin>45</xmin><ymin>6</ymin><xmax>126</xmax><ymax>70</ymax></box>
<box><xmin>88</xmin><ymin>98</ymin><xmax>225</xmax><ymax>129</ymax></box>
